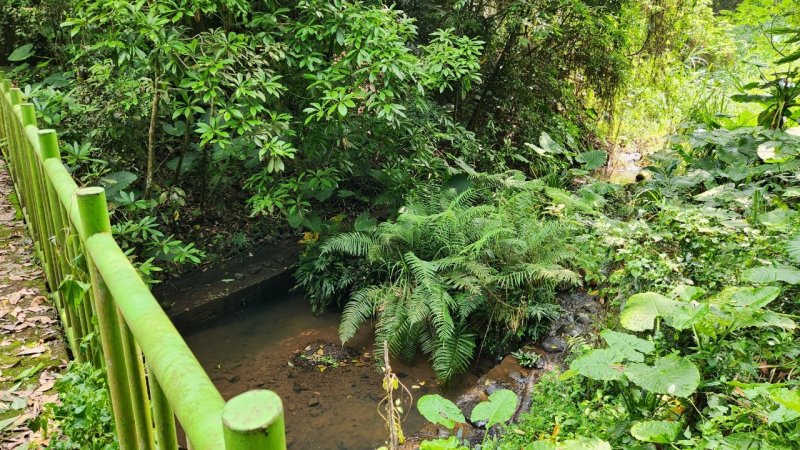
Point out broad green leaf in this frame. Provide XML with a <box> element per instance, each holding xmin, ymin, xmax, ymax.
<box><xmin>8</xmin><ymin>44</ymin><xmax>34</xmax><ymax>61</ymax></box>
<box><xmin>771</xmin><ymin>388</ymin><xmax>800</xmax><ymax>413</ymax></box>
<box><xmin>470</xmin><ymin>389</ymin><xmax>518</xmax><ymax>428</ymax></box>
<box><xmin>740</xmin><ymin>311</ymin><xmax>796</xmax><ymax>330</ymax></box>
<box><xmin>624</xmin><ymin>355</ymin><xmax>700</xmax><ymax>398</ymax></box>
<box><xmin>101</xmin><ymin>171</ymin><xmax>138</xmax><ymax>199</ymax></box>
<box><xmin>630</xmin><ymin>420</ymin><xmax>681</xmax><ymax>443</ymax></box>
<box><xmin>743</xmin><ymin>267</ymin><xmax>800</xmax><ymax>285</ymax></box>
<box><xmin>666</xmin><ymin>302</ymin><xmax>709</xmax><ymax>330</ymax></box>
<box><xmin>560</xmin><ymin>437</ymin><xmax>612</xmax><ymax>450</ymax></box>
<box><xmin>600</xmin><ymin>330</ymin><xmax>654</xmax><ymax>362</ymax></box>
<box><xmin>758</xmin><ymin>208</ymin><xmax>797</xmax><ymax>227</ymax></box>
<box><xmin>570</xmin><ymin>348</ymin><xmax>626</xmax><ymax>381</ymax></box>
<box><xmin>576</xmin><ymin>150</ymin><xmax>607</xmax><ymax>170</ymax></box>
<box><xmin>671</xmin><ymin>285</ymin><xmax>705</xmax><ymax>301</ymax></box>
<box><xmin>523</xmin><ymin>442</ymin><xmax>557</xmax><ymax>450</ymax></box>
<box><xmin>620</xmin><ymin>292</ymin><xmax>679</xmax><ymax>331</ymax></box>
<box><xmin>729</xmin><ymin>286</ymin><xmax>781</xmax><ymax>308</ymax></box>
<box><xmin>417</xmin><ymin>394</ymin><xmax>465</xmax><ymax>428</ymax></box>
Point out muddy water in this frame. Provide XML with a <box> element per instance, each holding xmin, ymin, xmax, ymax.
<box><xmin>183</xmin><ymin>294</ymin><xmax>479</xmax><ymax>450</ymax></box>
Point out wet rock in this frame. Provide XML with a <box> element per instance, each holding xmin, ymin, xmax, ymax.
<box><xmin>576</xmin><ymin>313</ymin><xmax>592</xmax><ymax>325</ymax></box>
<box><xmin>541</xmin><ymin>336</ymin><xmax>567</xmax><ymax>353</ymax></box>
<box><xmin>581</xmin><ymin>302</ymin><xmax>600</xmax><ymax>314</ymax></box>
<box><xmin>247</xmin><ymin>265</ymin><xmax>262</xmax><ymax>275</ymax></box>
<box><xmin>563</xmin><ymin>326</ymin><xmax>582</xmax><ymax>338</ymax></box>
<box><xmin>308</xmin><ymin>398</ymin><xmax>320</xmax><ymax>407</ymax></box>
<box><xmin>509</xmin><ymin>371</ymin><xmax>526</xmax><ymax>384</ymax></box>
<box><xmin>233</xmin><ymin>272</ymin><xmax>246</xmax><ymax>281</ymax></box>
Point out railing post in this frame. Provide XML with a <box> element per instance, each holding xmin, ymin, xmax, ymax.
<box><xmin>76</xmin><ymin>187</ymin><xmax>138</xmax><ymax>449</ymax></box>
<box><xmin>39</xmin><ymin>129</ymin><xmax>85</xmax><ymax>360</ymax></box>
<box><xmin>222</xmin><ymin>390</ymin><xmax>286</xmax><ymax>450</ymax></box>
<box><xmin>148</xmin><ymin>362</ymin><xmax>178</xmax><ymax>450</ymax></box>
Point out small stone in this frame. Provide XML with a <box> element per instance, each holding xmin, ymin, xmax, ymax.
<box><xmin>227</xmin><ymin>375</ymin><xmax>240</xmax><ymax>383</ymax></box>
<box><xmin>287</xmin><ymin>372</ymin><xmax>294</xmax><ymax>379</ymax></box>
<box><xmin>484</xmin><ymin>384</ymin><xmax>498</xmax><ymax>396</ymax></box>
<box><xmin>233</xmin><ymin>272</ymin><xmax>246</xmax><ymax>281</ymax></box>
<box><xmin>564</xmin><ymin>326</ymin><xmax>582</xmax><ymax>338</ymax></box>
<box><xmin>576</xmin><ymin>313</ymin><xmax>592</xmax><ymax>325</ymax></box>
<box><xmin>261</xmin><ymin>260</ymin><xmax>274</xmax><ymax>268</ymax></box>
<box><xmin>534</xmin><ymin>358</ymin><xmax>546</xmax><ymax>369</ymax></box>
<box><xmin>308</xmin><ymin>398</ymin><xmax>320</xmax><ymax>407</ymax></box>
<box><xmin>309</xmin><ymin>410</ymin><xmax>321</xmax><ymax>417</ymax></box>
<box><xmin>275</xmin><ymin>255</ymin><xmax>286</xmax><ymax>264</ymax></box>
<box><xmin>581</xmin><ymin>302</ymin><xmax>600</xmax><ymax>313</ymax></box>
<box><xmin>541</xmin><ymin>336</ymin><xmax>567</xmax><ymax>353</ymax></box>
<box><xmin>247</xmin><ymin>265</ymin><xmax>262</xmax><ymax>275</ymax></box>
<box><xmin>438</xmin><ymin>428</ymin><xmax>451</xmax><ymax>439</ymax></box>
<box><xmin>509</xmin><ymin>371</ymin><xmax>526</xmax><ymax>384</ymax></box>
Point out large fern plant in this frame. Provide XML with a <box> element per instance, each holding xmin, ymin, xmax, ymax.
<box><xmin>317</xmin><ymin>185</ymin><xmax>579</xmax><ymax>382</ymax></box>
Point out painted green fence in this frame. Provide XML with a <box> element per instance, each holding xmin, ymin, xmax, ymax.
<box><xmin>0</xmin><ymin>74</ymin><xmax>285</xmax><ymax>449</ymax></box>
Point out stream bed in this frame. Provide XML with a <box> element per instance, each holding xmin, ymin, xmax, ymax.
<box><xmin>183</xmin><ymin>294</ymin><xmax>479</xmax><ymax>450</ymax></box>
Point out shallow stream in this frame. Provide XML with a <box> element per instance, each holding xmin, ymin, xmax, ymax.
<box><xmin>183</xmin><ymin>294</ymin><xmax>478</xmax><ymax>450</ymax></box>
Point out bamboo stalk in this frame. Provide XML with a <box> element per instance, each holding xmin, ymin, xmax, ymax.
<box><xmin>222</xmin><ymin>390</ymin><xmax>286</xmax><ymax>450</ymax></box>
<box><xmin>77</xmin><ymin>187</ymin><xmax>138</xmax><ymax>449</ymax></box>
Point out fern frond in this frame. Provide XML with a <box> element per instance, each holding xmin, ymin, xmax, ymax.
<box><xmin>425</xmin><ymin>287</ymin><xmax>455</xmax><ymax>340</ymax></box>
<box><xmin>339</xmin><ymin>285</ymin><xmax>384</xmax><ymax>342</ymax></box>
<box><xmin>403</xmin><ymin>252</ymin><xmax>440</xmax><ymax>286</ymax></box>
<box><xmin>322</xmin><ymin>232</ymin><xmax>378</xmax><ymax>257</ymax></box>
<box><xmin>430</xmin><ymin>325</ymin><xmax>476</xmax><ymax>383</ymax></box>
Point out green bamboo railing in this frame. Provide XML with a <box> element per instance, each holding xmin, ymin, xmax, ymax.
<box><xmin>0</xmin><ymin>73</ymin><xmax>285</xmax><ymax>450</ymax></box>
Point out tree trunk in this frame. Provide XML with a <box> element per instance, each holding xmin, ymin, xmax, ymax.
<box><xmin>466</xmin><ymin>27</ymin><xmax>519</xmax><ymax>131</ymax></box>
<box><xmin>144</xmin><ymin>76</ymin><xmax>160</xmax><ymax>199</ymax></box>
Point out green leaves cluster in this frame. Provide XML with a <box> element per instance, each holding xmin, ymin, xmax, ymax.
<box><xmin>46</xmin><ymin>362</ymin><xmax>118</xmax><ymax>450</ymax></box>
<box><xmin>302</xmin><ymin>181</ymin><xmax>578</xmax><ymax>381</ymax></box>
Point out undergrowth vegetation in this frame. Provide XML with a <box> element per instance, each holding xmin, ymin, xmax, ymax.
<box><xmin>299</xmin><ymin>178</ymin><xmax>582</xmax><ymax>381</ymax></box>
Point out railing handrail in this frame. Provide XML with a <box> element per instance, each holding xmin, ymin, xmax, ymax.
<box><xmin>0</xmin><ymin>73</ymin><xmax>285</xmax><ymax>450</ymax></box>
<box><xmin>85</xmin><ymin>231</ymin><xmax>227</xmax><ymax>448</ymax></box>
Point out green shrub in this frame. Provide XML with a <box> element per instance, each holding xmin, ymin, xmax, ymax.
<box><xmin>47</xmin><ymin>362</ymin><xmax>118</xmax><ymax>450</ymax></box>
<box><xmin>309</xmin><ymin>180</ymin><xmax>579</xmax><ymax>381</ymax></box>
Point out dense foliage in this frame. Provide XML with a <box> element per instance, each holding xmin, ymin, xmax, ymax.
<box><xmin>299</xmin><ymin>179</ymin><xmax>582</xmax><ymax>380</ymax></box>
<box><xmin>3</xmin><ymin>0</ymin><xmax>800</xmax><ymax>448</ymax></box>
<box><xmin>45</xmin><ymin>362</ymin><xmax>118</xmax><ymax>450</ymax></box>
<box><xmin>2</xmin><ymin>0</ymin><xmax>675</xmax><ymax>278</ymax></box>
